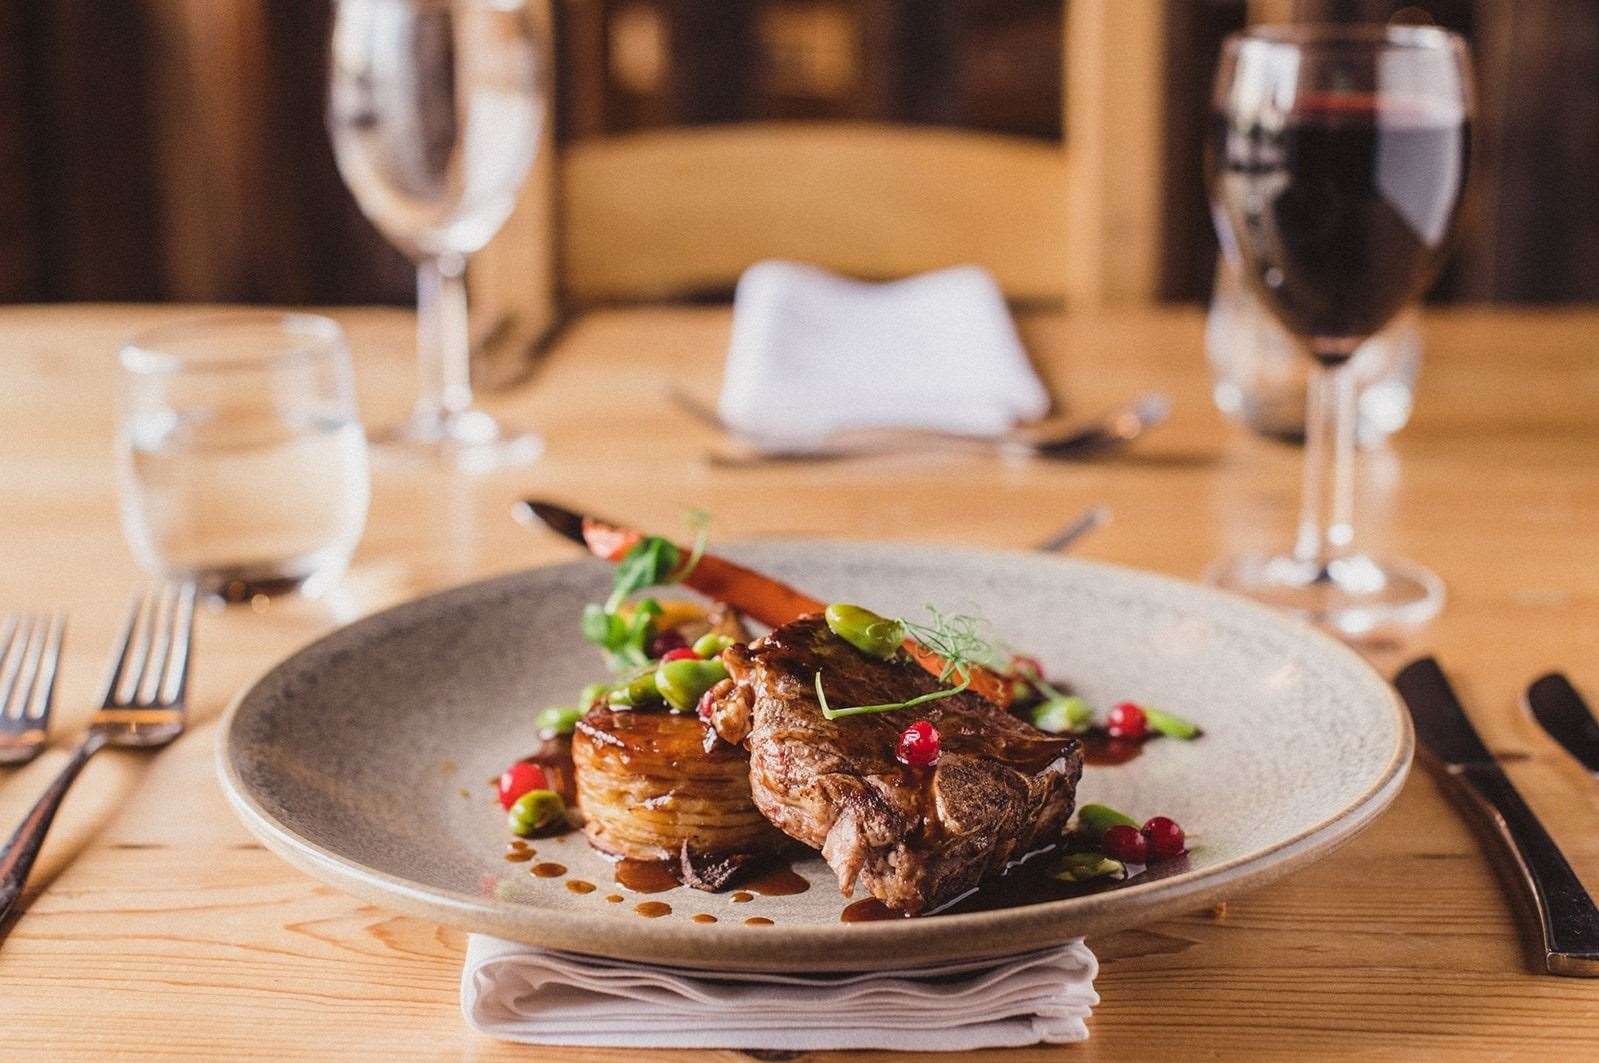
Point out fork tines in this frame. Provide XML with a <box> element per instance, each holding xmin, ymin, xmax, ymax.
<box><xmin>0</xmin><ymin>613</ymin><xmax>66</xmax><ymax>764</ymax></box>
<box><xmin>102</xmin><ymin>582</ymin><xmax>196</xmax><ymax>710</ymax></box>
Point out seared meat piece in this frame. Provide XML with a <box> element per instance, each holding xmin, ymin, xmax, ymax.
<box><xmin>709</xmin><ymin>616</ymin><xmax>1081</xmax><ymax>914</ymax></box>
<box><xmin>573</xmin><ymin>706</ymin><xmax>789</xmax><ymax>889</ymax></box>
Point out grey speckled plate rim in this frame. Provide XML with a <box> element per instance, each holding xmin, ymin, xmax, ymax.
<box><xmin>215</xmin><ymin>540</ymin><xmax>1413</xmax><ymax>972</ymax></box>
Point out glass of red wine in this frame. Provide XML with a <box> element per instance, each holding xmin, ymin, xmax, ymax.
<box><xmin>1205</xmin><ymin>24</ymin><xmax>1471</xmax><ymax>639</ymax></box>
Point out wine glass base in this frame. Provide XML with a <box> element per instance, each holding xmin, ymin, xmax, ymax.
<box><xmin>376</xmin><ymin>408</ymin><xmax>543</xmax><ymax>473</ymax></box>
<box><xmin>1205</xmin><ymin>552</ymin><xmax>1444</xmax><ymax>643</ymax></box>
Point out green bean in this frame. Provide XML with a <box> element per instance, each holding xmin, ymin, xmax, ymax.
<box><xmin>607</xmin><ymin>670</ymin><xmax>664</xmax><ymax>708</ymax></box>
<box><xmin>655</xmin><ymin>657</ymin><xmax>729</xmax><ymax>712</ymax></box>
<box><xmin>1076</xmin><ymin>803</ymin><xmax>1140</xmax><ymax>840</ymax></box>
<box><xmin>1030</xmin><ymin>695</ymin><xmax>1093</xmax><ymax>734</ymax></box>
<box><xmin>1143</xmin><ymin>705</ymin><xmax>1201</xmax><ymax>740</ymax></box>
<box><xmin>823</xmin><ymin>603</ymin><xmax>906</xmax><ymax>660</ymax></box>
<box><xmin>1054</xmin><ymin>852</ymin><xmax>1124</xmax><ymax>883</ymax></box>
<box><xmin>579</xmin><ymin>682</ymin><xmax>612</xmax><ymax>708</ymax></box>
<box><xmin>507</xmin><ymin>789</ymin><xmax>566</xmax><ymax>837</ymax></box>
<box><xmin>692</xmin><ymin>632</ymin><xmax>734</xmax><ymax>658</ymax></box>
<box><xmin>535</xmin><ymin>705</ymin><xmax>583</xmax><ymax>737</ymax></box>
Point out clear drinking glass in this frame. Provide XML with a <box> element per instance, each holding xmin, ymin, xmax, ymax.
<box><xmin>117</xmin><ymin>314</ymin><xmax>372</xmax><ymax>602</ymax></box>
<box><xmin>1205</xmin><ymin>25</ymin><xmax>1472</xmax><ymax>640</ymax></box>
<box><xmin>328</xmin><ymin>0</ymin><xmax>544</xmax><ymax>470</ymax></box>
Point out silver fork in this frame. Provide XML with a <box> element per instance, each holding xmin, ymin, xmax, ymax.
<box><xmin>0</xmin><ymin>614</ymin><xmax>66</xmax><ymax>766</ymax></box>
<box><xmin>0</xmin><ymin>583</ymin><xmax>195</xmax><ymax>924</ymax></box>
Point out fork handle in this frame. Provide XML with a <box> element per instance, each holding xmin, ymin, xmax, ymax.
<box><xmin>0</xmin><ymin>732</ymin><xmax>108</xmax><ymax>924</ymax></box>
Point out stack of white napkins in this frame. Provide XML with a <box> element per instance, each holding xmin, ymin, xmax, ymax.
<box><xmin>717</xmin><ymin>260</ymin><xmax>1052</xmax><ymax>452</ymax></box>
<box><xmin>461</xmin><ymin>935</ymin><xmax>1098</xmax><ymax>1051</ymax></box>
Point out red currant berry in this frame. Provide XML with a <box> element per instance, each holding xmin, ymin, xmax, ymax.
<box><xmin>1099</xmin><ymin>823</ymin><xmax>1149</xmax><ymax>864</ymax></box>
<box><xmin>660</xmin><ymin>646</ymin><xmax>700</xmax><ymax>663</ymax></box>
<box><xmin>648</xmin><ymin>630</ymin><xmax>688</xmax><ymax>658</ymax></box>
<box><xmin>896</xmin><ymin>720</ymin><xmax>941</xmax><ymax>767</ymax></box>
<box><xmin>1105</xmin><ymin>701</ymin><xmax>1148</xmax><ymax>740</ymax></box>
<box><xmin>497</xmin><ymin>761</ymin><xmax>549</xmax><ymax>810</ymax></box>
<box><xmin>696</xmin><ymin>688</ymin><xmax>717</xmax><ymax>722</ymax></box>
<box><xmin>1141</xmin><ymin>816</ymin><xmax>1186</xmax><ymax>860</ymax></box>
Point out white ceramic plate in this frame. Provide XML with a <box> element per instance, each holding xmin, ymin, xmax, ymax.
<box><xmin>218</xmin><ymin>542</ymin><xmax>1410</xmax><ymax>971</ymax></box>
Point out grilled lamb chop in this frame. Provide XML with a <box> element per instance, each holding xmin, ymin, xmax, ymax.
<box><xmin>707</xmin><ymin>615</ymin><xmax>1081</xmax><ymax>914</ymax></box>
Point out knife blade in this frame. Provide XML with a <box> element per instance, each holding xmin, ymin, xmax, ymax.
<box><xmin>1527</xmin><ymin>673</ymin><xmax>1599</xmax><ymax>776</ymax></box>
<box><xmin>514</xmin><ymin>499</ymin><xmax>592</xmax><ymax>547</ymax></box>
<box><xmin>1395</xmin><ymin>656</ymin><xmax>1599</xmax><ymax>977</ymax></box>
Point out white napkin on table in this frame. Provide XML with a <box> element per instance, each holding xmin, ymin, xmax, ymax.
<box><xmin>717</xmin><ymin>260</ymin><xmax>1052</xmax><ymax>451</ymax></box>
<box><xmin>461</xmin><ymin>935</ymin><xmax>1098</xmax><ymax>1051</ymax></box>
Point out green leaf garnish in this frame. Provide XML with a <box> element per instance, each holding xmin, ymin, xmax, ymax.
<box><xmin>605</xmin><ymin>537</ymin><xmax>681</xmax><ymax>613</ymax></box>
<box><xmin>815</xmin><ymin>668</ymin><xmax>971</xmax><ymax>720</ymax></box>
<box><xmin>583</xmin><ymin>514</ymin><xmax>712</xmax><ymax>673</ymax></box>
<box><xmin>1143</xmin><ymin>705</ymin><xmax>1201</xmax><ymax>740</ymax></box>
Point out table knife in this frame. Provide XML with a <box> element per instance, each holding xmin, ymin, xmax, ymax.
<box><xmin>1527</xmin><ymin>673</ymin><xmax>1599</xmax><ymax>776</ymax></box>
<box><xmin>1395</xmin><ymin>657</ymin><xmax>1599</xmax><ymax>976</ymax></box>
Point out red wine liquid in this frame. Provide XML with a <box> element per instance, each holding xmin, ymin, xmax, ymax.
<box><xmin>1209</xmin><ymin>95</ymin><xmax>1468</xmax><ymax>359</ymax></box>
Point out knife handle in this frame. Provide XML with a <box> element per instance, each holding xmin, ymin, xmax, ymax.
<box><xmin>1452</xmin><ymin>761</ymin><xmax>1599</xmax><ymax>976</ymax></box>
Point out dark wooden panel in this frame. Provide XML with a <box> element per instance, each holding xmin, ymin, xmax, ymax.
<box><xmin>24</xmin><ymin>1</ymin><xmax>164</xmax><ymax>301</ymax></box>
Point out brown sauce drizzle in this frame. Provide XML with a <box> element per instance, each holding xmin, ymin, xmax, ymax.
<box><xmin>531</xmin><ymin>862</ymin><xmax>566</xmax><ymax>878</ymax></box>
<box><xmin>605</xmin><ymin>894</ymin><xmax>624</xmax><ymax>903</ymax></box>
<box><xmin>743</xmin><ymin>916</ymin><xmax>774</xmax><ymax>926</ymax></box>
<box><xmin>691</xmin><ymin>913</ymin><xmax>717</xmax><ymax>924</ymax></box>
<box><xmin>1079</xmin><ymin>730</ymin><xmax>1147</xmax><ymax>766</ymax></box>
<box><xmin>729</xmin><ymin>891</ymin><xmax>754</xmax><ymax>903</ymax></box>
<box><xmin>614</xmin><ymin>858</ymin><xmax>680</xmax><ymax>893</ymax></box>
<box><xmin>566</xmin><ymin>879</ymin><xmax>596</xmax><ymax>894</ymax></box>
<box><xmin>742</xmin><ymin>861</ymin><xmax>809</xmax><ymax>896</ymax></box>
<box><xmin>503</xmin><ymin>850</ymin><xmax>534</xmax><ymax>863</ymax></box>
<box><xmin>840</xmin><ymin>898</ymin><xmax>909</xmax><ymax>922</ymax></box>
<box><xmin>635</xmin><ymin>901</ymin><xmax>672</xmax><ymax>918</ymax></box>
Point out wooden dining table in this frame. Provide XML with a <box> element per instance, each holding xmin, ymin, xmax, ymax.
<box><xmin>1</xmin><ymin>302</ymin><xmax>1597</xmax><ymax>1060</ymax></box>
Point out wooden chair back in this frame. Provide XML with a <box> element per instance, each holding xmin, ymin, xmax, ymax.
<box><xmin>473</xmin><ymin>0</ymin><xmax>1168</xmax><ymax>348</ymax></box>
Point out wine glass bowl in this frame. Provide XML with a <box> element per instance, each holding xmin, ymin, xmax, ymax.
<box><xmin>329</xmin><ymin>0</ymin><xmax>544</xmax><ymax>469</ymax></box>
<box><xmin>1205</xmin><ymin>24</ymin><xmax>1472</xmax><ymax>640</ymax></box>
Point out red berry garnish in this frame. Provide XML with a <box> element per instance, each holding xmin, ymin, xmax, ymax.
<box><xmin>896</xmin><ymin>720</ymin><xmax>941</xmax><ymax>767</ymax></box>
<box><xmin>1105</xmin><ymin>701</ymin><xmax>1148</xmax><ymax>739</ymax></box>
<box><xmin>1099</xmin><ymin>823</ymin><xmax>1149</xmax><ymax>864</ymax></box>
<box><xmin>648</xmin><ymin>630</ymin><xmax>688</xmax><ymax>657</ymax></box>
<box><xmin>497</xmin><ymin>761</ymin><xmax>549</xmax><ymax>810</ymax></box>
<box><xmin>1141</xmin><ymin>816</ymin><xmax>1186</xmax><ymax>860</ymax></box>
<box><xmin>696</xmin><ymin>688</ymin><xmax>717</xmax><ymax>722</ymax></box>
<box><xmin>660</xmin><ymin>646</ymin><xmax>700</xmax><ymax>663</ymax></box>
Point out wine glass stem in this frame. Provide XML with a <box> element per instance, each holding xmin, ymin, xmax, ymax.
<box><xmin>414</xmin><ymin>252</ymin><xmax>473</xmax><ymax>432</ymax></box>
<box><xmin>1293</xmin><ymin>357</ymin><xmax>1357</xmax><ymax>571</ymax></box>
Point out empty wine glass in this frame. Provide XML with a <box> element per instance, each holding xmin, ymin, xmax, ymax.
<box><xmin>329</xmin><ymin>0</ymin><xmax>543</xmax><ymax>470</ymax></box>
<box><xmin>1205</xmin><ymin>25</ymin><xmax>1472</xmax><ymax>639</ymax></box>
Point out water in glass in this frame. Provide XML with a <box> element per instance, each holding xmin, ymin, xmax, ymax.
<box><xmin>118</xmin><ymin>314</ymin><xmax>371</xmax><ymax>601</ymax></box>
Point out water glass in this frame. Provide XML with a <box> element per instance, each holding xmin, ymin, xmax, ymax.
<box><xmin>117</xmin><ymin>314</ymin><xmax>371</xmax><ymax>602</ymax></box>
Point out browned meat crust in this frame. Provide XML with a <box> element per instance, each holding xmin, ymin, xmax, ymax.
<box><xmin>709</xmin><ymin>615</ymin><xmax>1082</xmax><ymax>914</ymax></box>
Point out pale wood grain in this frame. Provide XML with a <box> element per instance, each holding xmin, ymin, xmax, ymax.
<box><xmin>0</xmin><ymin>304</ymin><xmax>1597</xmax><ymax>1060</ymax></box>
<box><xmin>558</xmin><ymin>123</ymin><xmax>1069</xmax><ymax>303</ymax></box>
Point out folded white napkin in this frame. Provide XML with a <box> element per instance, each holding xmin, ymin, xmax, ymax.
<box><xmin>717</xmin><ymin>260</ymin><xmax>1052</xmax><ymax>450</ymax></box>
<box><xmin>461</xmin><ymin>935</ymin><xmax>1097</xmax><ymax>1051</ymax></box>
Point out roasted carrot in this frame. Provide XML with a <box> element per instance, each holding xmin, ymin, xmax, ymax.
<box><xmin>579</xmin><ymin>516</ymin><xmax>1014</xmax><ymax>707</ymax></box>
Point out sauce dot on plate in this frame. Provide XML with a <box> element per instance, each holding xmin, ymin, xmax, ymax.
<box><xmin>635</xmin><ymin>901</ymin><xmax>672</xmax><ymax>918</ymax></box>
<box><xmin>691</xmin><ymin>913</ymin><xmax>717</xmax><ymax>924</ymax></box>
<box><xmin>743</xmin><ymin>916</ymin><xmax>774</xmax><ymax>926</ymax></box>
<box><xmin>531</xmin><ymin>862</ymin><xmax>566</xmax><ymax>878</ymax></box>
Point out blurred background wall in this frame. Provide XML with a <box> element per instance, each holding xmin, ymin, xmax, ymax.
<box><xmin>1</xmin><ymin>0</ymin><xmax>1595</xmax><ymax>308</ymax></box>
